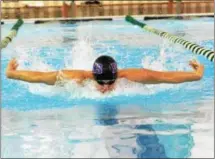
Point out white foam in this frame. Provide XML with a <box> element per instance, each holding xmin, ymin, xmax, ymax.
<box><xmin>64</xmin><ymin>40</ymin><xmax>96</xmax><ymax>70</ymax></box>
<box><xmin>9</xmin><ymin>37</ymin><xmax>195</xmax><ymax>99</ymax></box>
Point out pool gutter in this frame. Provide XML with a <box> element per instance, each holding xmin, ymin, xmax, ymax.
<box><xmin>1</xmin><ymin>13</ymin><xmax>214</xmax><ymax>24</ymax></box>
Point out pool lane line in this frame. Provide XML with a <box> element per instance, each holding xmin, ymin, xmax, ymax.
<box><xmin>34</xmin><ymin>17</ymin><xmax>112</xmax><ymax>24</ymax></box>
<box><xmin>125</xmin><ymin>15</ymin><xmax>214</xmax><ymax>62</ymax></box>
<box><xmin>1</xmin><ymin>18</ymin><xmax>24</xmax><ymax>49</ymax></box>
<box><xmin>143</xmin><ymin>14</ymin><xmax>214</xmax><ymax>20</ymax></box>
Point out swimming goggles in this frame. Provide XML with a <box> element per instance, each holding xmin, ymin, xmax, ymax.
<box><xmin>96</xmin><ymin>79</ymin><xmax>115</xmax><ymax>85</ymax></box>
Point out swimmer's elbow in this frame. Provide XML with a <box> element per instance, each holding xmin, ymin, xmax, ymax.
<box><xmin>6</xmin><ymin>71</ymin><xmax>13</xmax><ymax>79</ymax></box>
<box><xmin>6</xmin><ymin>71</ymin><xmax>22</xmax><ymax>80</ymax></box>
<box><xmin>193</xmin><ymin>73</ymin><xmax>202</xmax><ymax>81</ymax></box>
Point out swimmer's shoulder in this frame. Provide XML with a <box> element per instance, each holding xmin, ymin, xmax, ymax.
<box><xmin>83</xmin><ymin>71</ymin><xmax>94</xmax><ymax>79</ymax></box>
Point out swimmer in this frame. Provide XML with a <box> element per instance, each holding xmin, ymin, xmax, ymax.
<box><xmin>6</xmin><ymin>55</ymin><xmax>204</xmax><ymax>93</ymax></box>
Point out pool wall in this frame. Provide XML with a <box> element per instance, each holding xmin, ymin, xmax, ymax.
<box><xmin>1</xmin><ymin>0</ymin><xmax>214</xmax><ymax>19</ymax></box>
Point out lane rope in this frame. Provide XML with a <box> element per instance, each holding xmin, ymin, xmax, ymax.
<box><xmin>125</xmin><ymin>15</ymin><xmax>214</xmax><ymax>62</ymax></box>
<box><xmin>1</xmin><ymin>18</ymin><xmax>24</xmax><ymax>49</ymax></box>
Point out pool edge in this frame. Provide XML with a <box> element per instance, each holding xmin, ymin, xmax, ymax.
<box><xmin>1</xmin><ymin>13</ymin><xmax>214</xmax><ymax>24</ymax></box>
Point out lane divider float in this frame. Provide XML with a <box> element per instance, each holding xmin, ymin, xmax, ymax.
<box><xmin>125</xmin><ymin>15</ymin><xmax>214</xmax><ymax>62</ymax></box>
<box><xmin>1</xmin><ymin>18</ymin><xmax>24</xmax><ymax>49</ymax></box>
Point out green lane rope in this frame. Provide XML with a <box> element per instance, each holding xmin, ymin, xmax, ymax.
<box><xmin>1</xmin><ymin>18</ymin><xmax>24</xmax><ymax>49</ymax></box>
<box><xmin>125</xmin><ymin>15</ymin><xmax>214</xmax><ymax>62</ymax></box>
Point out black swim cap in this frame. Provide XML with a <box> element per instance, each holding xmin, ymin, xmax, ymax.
<box><xmin>92</xmin><ymin>55</ymin><xmax>118</xmax><ymax>85</ymax></box>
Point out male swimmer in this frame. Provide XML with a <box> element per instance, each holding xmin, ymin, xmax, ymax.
<box><xmin>6</xmin><ymin>55</ymin><xmax>204</xmax><ymax>93</ymax></box>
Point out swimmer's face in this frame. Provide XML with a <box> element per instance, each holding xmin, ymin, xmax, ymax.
<box><xmin>95</xmin><ymin>81</ymin><xmax>116</xmax><ymax>93</ymax></box>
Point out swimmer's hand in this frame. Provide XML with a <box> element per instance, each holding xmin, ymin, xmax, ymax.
<box><xmin>6</xmin><ymin>58</ymin><xmax>19</xmax><ymax>77</ymax></box>
<box><xmin>189</xmin><ymin>59</ymin><xmax>204</xmax><ymax>79</ymax></box>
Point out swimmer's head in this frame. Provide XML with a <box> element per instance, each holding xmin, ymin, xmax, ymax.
<box><xmin>92</xmin><ymin>55</ymin><xmax>118</xmax><ymax>85</ymax></box>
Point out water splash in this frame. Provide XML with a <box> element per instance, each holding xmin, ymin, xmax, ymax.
<box><xmin>11</xmin><ymin>39</ymin><xmax>191</xmax><ymax>99</ymax></box>
<box><xmin>64</xmin><ymin>40</ymin><xmax>96</xmax><ymax>70</ymax></box>
<box><xmin>2</xmin><ymin>21</ymin><xmax>207</xmax><ymax>99</ymax></box>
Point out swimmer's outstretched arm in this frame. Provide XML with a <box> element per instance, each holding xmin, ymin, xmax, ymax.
<box><xmin>6</xmin><ymin>59</ymin><xmax>93</xmax><ymax>85</ymax></box>
<box><xmin>118</xmin><ymin>60</ymin><xmax>204</xmax><ymax>84</ymax></box>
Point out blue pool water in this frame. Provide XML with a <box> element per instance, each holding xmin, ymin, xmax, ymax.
<box><xmin>1</xmin><ymin>17</ymin><xmax>214</xmax><ymax>158</ymax></box>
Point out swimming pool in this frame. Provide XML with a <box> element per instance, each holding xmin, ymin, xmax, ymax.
<box><xmin>1</xmin><ymin>17</ymin><xmax>214</xmax><ymax>158</ymax></box>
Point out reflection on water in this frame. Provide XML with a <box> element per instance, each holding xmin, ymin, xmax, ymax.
<box><xmin>95</xmin><ymin>104</ymin><xmax>119</xmax><ymax>125</ymax></box>
<box><xmin>136</xmin><ymin>125</ymin><xmax>167</xmax><ymax>158</ymax></box>
<box><xmin>2</xmin><ymin>103</ymin><xmax>199</xmax><ymax>158</ymax></box>
<box><xmin>93</xmin><ymin>104</ymin><xmax>194</xmax><ymax>158</ymax></box>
